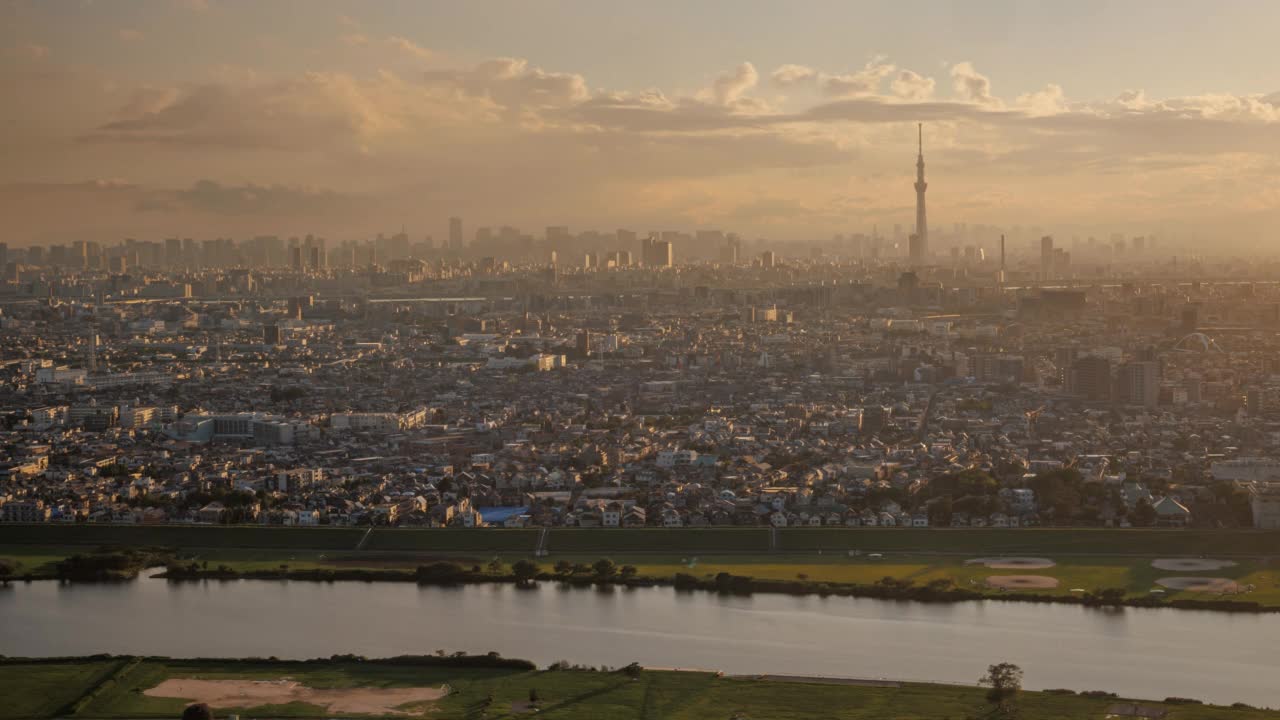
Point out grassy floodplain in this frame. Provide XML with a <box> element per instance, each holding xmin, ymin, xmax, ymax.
<box><xmin>2</xmin><ymin>657</ymin><xmax>1280</xmax><ymax>720</ymax></box>
<box><xmin>3</xmin><ymin>524</ymin><xmax>1280</xmax><ymax>606</ymax></box>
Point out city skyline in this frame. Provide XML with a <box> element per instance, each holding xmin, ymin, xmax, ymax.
<box><xmin>5</xmin><ymin>0</ymin><xmax>1280</xmax><ymax>246</ymax></box>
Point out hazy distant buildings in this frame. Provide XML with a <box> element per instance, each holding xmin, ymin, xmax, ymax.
<box><xmin>1069</xmin><ymin>355</ymin><xmax>1112</xmax><ymax>402</ymax></box>
<box><xmin>641</xmin><ymin>235</ymin><xmax>673</xmax><ymax>268</ymax></box>
<box><xmin>718</xmin><ymin>233</ymin><xmax>742</xmax><ymax>264</ymax></box>
<box><xmin>449</xmin><ymin>216</ymin><xmax>463</xmax><ymax>251</ymax></box>
<box><xmin>1120</xmin><ymin>361</ymin><xmax>1160</xmax><ymax>408</ymax></box>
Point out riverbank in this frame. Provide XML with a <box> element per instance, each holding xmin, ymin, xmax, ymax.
<box><xmin>143</xmin><ymin>561</ymin><xmax>1280</xmax><ymax>614</ymax></box>
<box><xmin>5</xmin><ymin>524</ymin><xmax>1280</xmax><ymax>557</ymax></box>
<box><xmin>5</xmin><ymin>542</ymin><xmax>1278</xmax><ymax>613</ymax></box>
<box><xmin>1</xmin><ymin>654</ymin><xmax>1276</xmax><ymax>719</ymax></box>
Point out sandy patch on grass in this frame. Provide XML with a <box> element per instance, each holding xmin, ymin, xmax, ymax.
<box><xmin>1156</xmin><ymin>577</ymin><xmax>1240</xmax><ymax>592</ymax></box>
<box><xmin>1151</xmin><ymin>558</ymin><xmax>1236</xmax><ymax>571</ymax></box>
<box><xmin>143</xmin><ymin>678</ymin><xmax>447</xmax><ymax>715</ymax></box>
<box><xmin>966</xmin><ymin>557</ymin><xmax>1056</xmax><ymax>570</ymax></box>
<box><xmin>986</xmin><ymin>575</ymin><xmax>1060</xmax><ymax>590</ymax></box>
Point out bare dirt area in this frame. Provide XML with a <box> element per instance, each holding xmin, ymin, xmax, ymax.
<box><xmin>985</xmin><ymin>575</ymin><xmax>1060</xmax><ymax>590</ymax></box>
<box><xmin>322</xmin><ymin>553</ymin><xmax>482</xmax><ymax>568</ymax></box>
<box><xmin>143</xmin><ymin>678</ymin><xmax>447</xmax><ymax>715</ymax></box>
<box><xmin>965</xmin><ymin>557</ymin><xmax>1057</xmax><ymax>570</ymax></box>
<box><xmin>1150</xmin><ymin>558</ymin><xmax>1237</xmax><ymax>572</ymax></box>
<box><xmin>1156</xmin><ymin>577</ymin><xmax>1241</xmax><ymax>593</ymax></box>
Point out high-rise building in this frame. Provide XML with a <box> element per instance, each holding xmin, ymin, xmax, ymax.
<box><xmin>719</xmin><ymin>233</ymin><xmax>742</xmax><ymax>264</ymax></box>
<box><xmin>1119</xmin><ymin>361</ymin><xmax>1160</xmax><ymax>408</ymax></box>
<box><xmin>1054</xmin><ymin>346</ymin><xmax>1079</xmax><ymax>386</ymax></box>
<box><xmin>1070</xmin><ymin>355</ymin><xmax>1112</xmax><ymax>401</ymax></box>
<box><xmin>617</xmin><ymin>229</ymin><xmax>637</xmax><ymax>253</ymax></box>
<box><xmin>641</xmin><ymin>235</ymin><xmax>673</xmax><ymax>268</ymax></box>
<box><xmin>449</xmin><ymin>216</ymin><xmax>463</xmax><ymax>251</ymax></box>
<box><xmin>1040</xmin><ymin>236</ymin><xmax>1055</xmax><ymax>280</ymax></box>
<box><xmin>910</xmin><ymin>123</ymin><xmax>929</xmax><ymax>266</ymax></box>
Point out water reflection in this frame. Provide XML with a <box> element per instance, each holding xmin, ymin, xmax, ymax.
<box><xmin>0</xmin><ymin>576</ymin><xmax>1276</xmax><ymax>707</ymax></box>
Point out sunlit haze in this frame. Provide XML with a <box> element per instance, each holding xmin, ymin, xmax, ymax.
<box><xmin>6</xmin><ymin>0</ymin><xmax>1280</xmax><ymax>248</ymax></box>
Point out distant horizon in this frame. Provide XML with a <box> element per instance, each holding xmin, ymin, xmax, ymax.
<box><xmin>5</xmin><ymin>0</ymin><xmax>1280</xmax><ymax>246</ymax></box>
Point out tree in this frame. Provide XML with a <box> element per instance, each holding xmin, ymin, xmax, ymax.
<box><xmin>512</xmin><ymin>560</ymin><xmax>540</xmax><ymax>586</ymax></box>
<box><xmin>1131</xmin><ymin>497</ymin><xmax>1157</xmax><ymax>527</ymax></box>
<box><xmin>182</xmin><ymin>704</ymin><xmax>214</xmax><ymax>720</ymax></box>
<box><xmin>0</xmin><ymin>560</ymin><xmax>15</xmax><ymax>585</ymax></box>
<box><xmin>928</xmin><ymin>495</ymin><xmax>954</xmax><ymax>527</ymax></box>
<box><xmin>619</xmin><ymin>565</ymin><xmax>638</xmax><ymax>581</ymax></box>
<box><xmin>553</xmin><ymin>560</ymin><xmax>573</xmax><ymax>577</ymax></box>
<box><xmin>415</xmin><ymin>562</ymin><xmax>467</xmax><ymax>583</ymax></box>
<box><xmin>979</xmin><ymin>662</ymin><xmax>1023</xmax><ymax>712</ymax></box>
<box><xmin>592</xmin><ymin>558</ymin><xmax>617</xmax><ymax>579</ymax></box>
<box><xmin>487</xmin><ymin>558</ymin><xmax>505</xmax><ymax>575</ymax></box>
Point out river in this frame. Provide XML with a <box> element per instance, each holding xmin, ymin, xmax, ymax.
<box><xmin>2</xmin><ymin>576</ymin><xmax>1277</xmax><ymax>707</ymax></box>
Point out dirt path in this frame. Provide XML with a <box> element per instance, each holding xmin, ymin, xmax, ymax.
<box><xmin>144</xmin><ymin>678</ymin><xmax>446</xmax><ymax>715</ymax></box>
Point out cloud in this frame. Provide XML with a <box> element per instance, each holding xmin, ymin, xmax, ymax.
<box><xmin>707</xmin><ymin>62</ymin><xmax>758</xmax><ymax>106</ymax></box>
<box><xmin>86</xmin><ymin>70</ymin><xmax>497</xmax><ymax>150</ymax></box>
<box><xmin>820</xmin><ymin>61</ymin><xmax>895</xmax><ymax>98</ymax></box>
<box><xmin>423</xmin><ymin>57</ymin><xmax>589</xmax><ymax>112</ymax></box>
<box><xmin>117</xmin><ymin>28</ymin><xmax>144</xmax><ymax>43</ymax></box>
<box><xmin>388</xmin><ymin>36</ymin><xmax>432</xmax><ymax>61</ymax></box>
<box><xmin>770</xmin><ymin>64</ymin><xmax>817</xmax><ymax>87</ymax></box>
<box><xmin>1017</xmin><ymin>83</ymin><xmax>1066</xmax><ymax>116</ymax></box>
<box><xmin>950</xmin><ymin>61</ymin><xmax>998</xmax><ymax>105</ymax></box>
<box><xmin>1114</xmin><ymin>89</ymin><xmax>1151</xmax><ymax>111</ymax></box>
<box><xmin>140</xmin><ymin>179</ymin><xmax>363</xmax><ymax>216</ymax></box>
<box><xmin>891</xmin><ymin>70</ymin><xmax>935</xmax><ymax>101</ymax></box>
<box><xmin>12</xmin><ymin>46</ymin><xmax>1280</xmax><ymax>242</ymax></box>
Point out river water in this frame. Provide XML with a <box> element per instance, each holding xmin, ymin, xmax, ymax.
<box><xmin>2</xmin><ymin>576</ymin><xmax>1277</xmax><ymax>707</ymax></box>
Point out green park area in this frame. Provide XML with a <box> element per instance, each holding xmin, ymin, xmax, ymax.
<box><xmin>3</xmin><ymin>525</ymin><xmax>1280</xmax><ymax>606</ymax></box>
<box><xmin>2</xmin><ymin>656</ymin><xmax>1279</xmax><ymax>720</ymax></box>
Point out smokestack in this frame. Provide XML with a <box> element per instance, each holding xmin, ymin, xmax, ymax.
<box><xmin>1000</xmin><ymin>234</ymin><xmax>1006</xmax><ymax>270</ymax></box>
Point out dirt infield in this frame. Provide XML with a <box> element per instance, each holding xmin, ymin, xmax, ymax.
<box><xmin>985</xmin><ymin>575</ymin><xmax>1060</xmax><ymax>590</ymax></box>
<box><xmin>143</xmin><ymin>678</ymin><xmax>447</xmax><ymax>715</ymax></box>
<box><xmin>966</xmin><ymin>557</ymin><xmax>1057</xmax><ymax>570</ymax></box>
<box><xmin>1156</xmin><ymin>577</ymin><xmax>1241</xmax><ymax>593</ymax></box>
<box><xmin>1151</xmin><ymin>558</ymin><xmax>1237</xmax><ymax>572</ymax></box>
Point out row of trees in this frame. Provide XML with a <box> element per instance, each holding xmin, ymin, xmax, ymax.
<box><xmin>414</xmin><ymin>558</ymin><xmax>639</xmax><ymax>587</ymax></box>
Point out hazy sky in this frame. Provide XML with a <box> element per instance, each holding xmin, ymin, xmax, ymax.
<box><xmin>4</xmin><ymin>0</ymin><xmax>1280</xmax><ymax>245</ymax></box>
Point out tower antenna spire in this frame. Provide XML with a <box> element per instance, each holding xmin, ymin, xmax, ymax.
<box><xmin>911</xmin><ymin>122</ymin><xmax>928</xmax><ymax>266</ymax></box>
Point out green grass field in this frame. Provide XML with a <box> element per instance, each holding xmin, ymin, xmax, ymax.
<box><xmin>4</xmin><ymin>524</ymin><xmax>1279</xmax><ymax>558</ymax></box>
<box><xmin>5</xmin><ymin>523</ymin><xmax>1280</xmax><ymax>607</ymax></box>
<box><xmin>0</xmin><ymin>524</ymin><xmax>365</xmax><ymax>550</ymax></box>
<box><xmin>776</xmin><ymin>527</ymin><xmax>1280</xmax><ymax>555</ymax></box>
<box><xmin>363</xmin><ymin>528</ymin><xmax>540</xmax><ymax>553</ymax></box>
<box><xmin>548</xmin><ymin>528</ymin><xmax>771</xmax><ymax>553</ymax></box>
<box><xmin>0</xmin><ymin>660</ymin><xmax>122</xmax><ymax>719</ymax></box>
<box><xmin>5</xmin><ymin>658</ymin><xmax>1280</xmax><ymax>719</ymax></box>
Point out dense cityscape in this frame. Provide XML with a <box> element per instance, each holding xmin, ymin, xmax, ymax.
<box><xmin>5</xmin><ymin>132</ymin><xmax>1280</xmax><ymax>536</ymax></box>
<box><xmin>8</xmin><ymin>2</ymin><xmax>1280</xmax><ymax>718</ymax></box>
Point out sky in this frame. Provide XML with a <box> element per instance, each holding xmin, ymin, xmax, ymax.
<box><xmin>4</xmin><ymin>0</ymin><xmax>1280</xmax><ymax>247</ymax></box>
